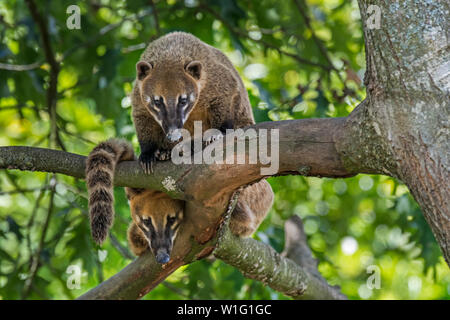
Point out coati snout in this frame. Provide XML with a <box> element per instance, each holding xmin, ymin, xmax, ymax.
<box><xmin>136</xmin><ymin>60</ymin><xmax>202</xmax><ymax>143</ymax></box>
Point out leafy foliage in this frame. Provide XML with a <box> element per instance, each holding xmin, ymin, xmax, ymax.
<box><xmin>0</xmin><ymin>0</ymin><xmax>448</xmax><ymax>300</ymax></box>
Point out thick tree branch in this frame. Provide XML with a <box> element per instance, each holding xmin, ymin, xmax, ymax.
<box><xmin>0</xmin><ymin>118</ymin><xmax>358</xmax><ymax>197</ymax></box>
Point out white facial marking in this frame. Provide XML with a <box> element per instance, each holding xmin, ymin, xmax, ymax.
<box><xmin>171</xmin><ymin>228</ymin><xmax>179</xmax><ymax>243</ymax></box>
<box><xmin>189</xmin><ymin>93</ymin><xmax>195</xmax><ymax>102</ymax></box>
<box><xmin>147</xmin><ymin>106</ymin><xmax>163</xmax><ymax>127</ymax></box>
<box><xmin>153</xmin><ymin>117</ymin><xmax>163</xmax><ymax>128</ymax></box>
<box><xmin>144</xmin><ymin>95</ymin><xmax>151</xmax><ymax>103</ymax></box>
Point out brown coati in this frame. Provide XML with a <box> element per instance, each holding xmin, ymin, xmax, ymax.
<box><xmin>131</xmin><ymin>31</ymin><xmax>274</xmax><ymax>237</ymax></box>
<box><xmin>86</xmin><ymin>138</ymin><xmax>184</xmax><ymax>264</ymax></box>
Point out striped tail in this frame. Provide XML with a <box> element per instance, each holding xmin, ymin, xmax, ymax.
<box><xmin>85</xmin><ymin>139</ymin><xmax>135</xmax><ymax>245</ymax></box>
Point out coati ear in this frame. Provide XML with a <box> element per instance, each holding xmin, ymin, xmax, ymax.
<box><xmin>125</xmin><ymin>187</ymin><xmax>145</xmax><ymax>200</ymax></box>
<box><xmin>185</xmin><ymin>61</ymin><xmax>202</xmax><ymax>80</ymax></box>
<box><xmin>136</xmin><ymin>61</ymin><xmax>153</xmax><ymax>81</ymax></box>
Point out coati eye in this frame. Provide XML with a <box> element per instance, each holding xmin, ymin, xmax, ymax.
<box><xmin>178</xmin><ymin>95</ymin><xmax>188</xmax><ymax>108</ymax></box>
<box><xmin>153</xmin><ymin>96</ymin><xmax>164</xmax><ymax>109</ymax></box>
<box><xmin>167</xmin><ymin>216</ymin><xmax>176</xmax><ymax>225</ymax></box>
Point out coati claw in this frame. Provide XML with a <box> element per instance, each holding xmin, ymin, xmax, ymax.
<box><xmin>139</xmin><ymin>152</ymin><xmax>156</xmax><ymax>174</ymax></box>
<box><xmin>139</xmin><ymin>149</ymin><xmax>172</xmax><ymax>174</ymax></box>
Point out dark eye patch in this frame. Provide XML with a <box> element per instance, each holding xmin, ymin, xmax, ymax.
<box><xmin>167</xmin><ymin>216</ymin><xmax>176</xmax><ymax>225</ymax></box>
<box><xmin>139</xmin><ymin>217</ymin><xmax>155</xmax><ymax>232</ymax></box>
<box><xmin>178</xmin><ymin>97</ymin><xmax>188</xmax><ymax>105</ymax></box>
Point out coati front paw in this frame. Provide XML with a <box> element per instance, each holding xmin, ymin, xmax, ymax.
<box><xmin>139</xmin><ymin>151</ymin><xmax>157</xmax><ymax>174</ymax></box>
<box><xmin>139</xmin><ymin>148</ymin><xmax>172</xmax><ymax>174</ymax></box>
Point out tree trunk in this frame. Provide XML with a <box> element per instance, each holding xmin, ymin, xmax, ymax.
<box><xmin>337</xmin><ymin>0</ymin><xmax>449</xmax><ymax>263</ymax></box>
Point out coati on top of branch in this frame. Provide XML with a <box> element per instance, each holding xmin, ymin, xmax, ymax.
<box><xmin>131</xmin><ymin>31</ymin><xmax>255</xmax><ymax>172</ymax></box>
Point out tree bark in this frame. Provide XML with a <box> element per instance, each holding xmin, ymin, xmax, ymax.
<box><xmin>337</xmin><ymin>0</ymin><xmax>450</xmax><ymax>264</ymax></box>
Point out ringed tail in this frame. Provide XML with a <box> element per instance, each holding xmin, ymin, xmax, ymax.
<box><xmin>85</xmin><ymin>138</ymin><xmax>135</xmax><ymax>245</ymax></box>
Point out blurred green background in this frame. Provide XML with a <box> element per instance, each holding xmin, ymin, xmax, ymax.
<box><xmin>0</xmin><ymin>0</ymin><xmax>448</xmax><ymax>300</ymax></box>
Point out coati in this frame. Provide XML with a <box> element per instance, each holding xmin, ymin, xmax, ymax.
<box><xmin>131</xmin><ymin>31</ymin><xmax>274</xmax><ymax>237</ymax></box>
<box><xmin>86</xmin><ymin>139</ymin><xmax>184</xmax><ymax>264</ymax></box>
<box><xmin>131</xmin><ymin>31</ymin><xmax>256</xmax><ymax>172</ymax></box>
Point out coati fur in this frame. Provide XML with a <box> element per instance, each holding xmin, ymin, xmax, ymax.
<box><xmin>86</xmin><ymin>139</ymin><xmax>184</xmax><ymax>264</ymax></box>
<box><xmin>131</xmin><ymin>32</ymin><xmax>274</xmax><ymax>237</ymax></box>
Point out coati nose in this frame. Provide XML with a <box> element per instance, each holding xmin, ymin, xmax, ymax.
<box><xmin>155</xmin><ymin>249</ymin><xmax>170</xmax><ymax>264</ymax></box>
<box><xmin>166</xmin><ymin>129</ymin><xmax>182</xmax><ymax>143</ymax></box>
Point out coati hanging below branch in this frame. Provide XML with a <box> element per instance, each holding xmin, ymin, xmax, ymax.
<box><xmin>131</xmin><ymin>32</ymin><xmax>274</xmax><ymax>237</ymax></box>
<box><xmin>85</xmin><ymin>138</ymin><xmax>273</xmax><ymax>264</ymax></box>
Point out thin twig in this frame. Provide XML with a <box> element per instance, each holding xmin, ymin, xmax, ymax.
<box><xmin>25</xmin><ymin>183</ymin><xmax>49</xmax><ymax>254</ymax></box>
<box><xmin>198</xmin><ymin>3</ymin><xmax>332</xmax><ymax>71</ymax></box>
<box><xmin>22</xmin><ymin>175</ymin><xmax>57</xmax><ymax>298</ymax></box>
<box><xmin>25</xmin><ymin>0</ymin><xmax>61</xmax><ymax>149</ymax></box>
<box><xmin>0</xmin><ymin>61</ymin><xmax>42</xmax><ymax>71</ymax></box>
<box><xmin>149</xmin><ymin>0</ymin><xmax>161</xmax><ymax>37</ymax></box>
<box><xmin>0</xmin><ymin>186</ymin><xmax>50</xmax><ymax>196</ymax></box>
<box><xmin>292</xmin><ymin>0</ymin><xmax>347</xmax><ymax>86</ymax></box>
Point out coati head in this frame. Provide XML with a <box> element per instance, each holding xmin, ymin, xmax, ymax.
<box><xmin>128</xmin><ymin>189</ymin><xmax>184</xmax><ymax>264</ymax></box>
<box><xmin>136</xmin><ymin>60</ymin><xmax>202</xmax><ymax>143</ymax></box>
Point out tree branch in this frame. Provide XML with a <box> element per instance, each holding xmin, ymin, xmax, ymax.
<box><xmin>214</xmin><ymin>226</ymin><xmax>346</xmax><ymax>300</ymax></box>
<box><xmin>0</xmin><ymin>118</ymin><xmax>358</xmax><ymax>195</ymax></box>
<box><xmin>198</xmin><ymin>3</ymin><xmax>333</xmax><ymax>71</ymax></box>
<box><xmin>282</xmin><ymin>216</ymin><xmax>320</xmax><ymax>276</ymax></box>
<box><xmin>281</xmin><ymin>216</ymin><xmax>346</xmax><ymax>298</ymax></box>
